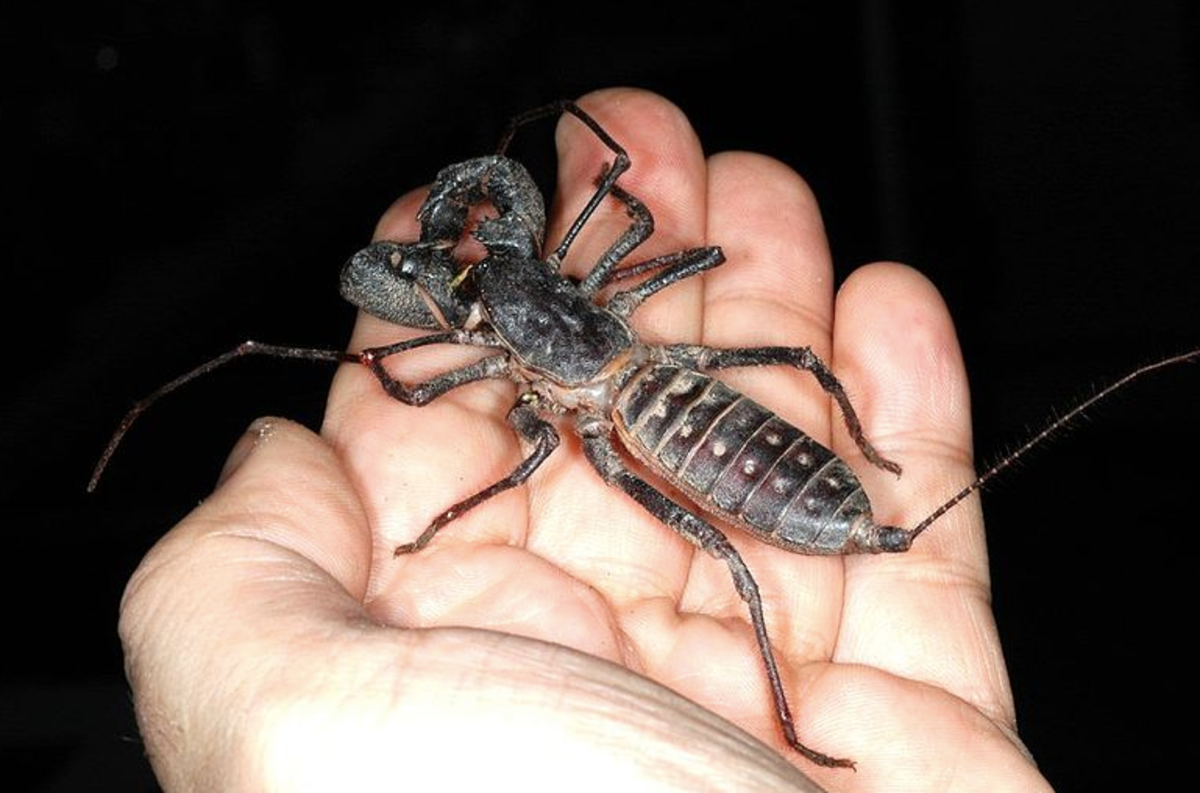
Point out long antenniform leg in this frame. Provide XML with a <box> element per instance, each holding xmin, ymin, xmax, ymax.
<box><xmin>89</xmin><ymin>340</ymin><xmax>358</xmax><ymax>491</ymax></box>
<box><xmin>578</xmin><ymin>424</ymin><xmax>855</xmax><ymax>769</ymax></box>
<box><xmin>89</xmin><ymin>331</ymin><xmax>506</xmax><ymax>491</ymax></box>
<box><xmin>394</xmin><ymin>398</ymin><xmax>560</xmax><ymax>555</ymax></box>
<box><xmin>659</xmin><ymin>344</ymin><xmax>903</xmax><ymax>476</ymax></box>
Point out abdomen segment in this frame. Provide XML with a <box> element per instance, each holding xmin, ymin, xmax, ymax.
<box><xmin>613</xmin><ymin>364</ymin><xmax>872</xmax><ymax>554</ymax></box>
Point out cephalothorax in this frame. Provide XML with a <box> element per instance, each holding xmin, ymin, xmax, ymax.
<box><xmin>91</xmin><ymin>100</ymin><xmax>1200</xmax><ymax>769</ymax></box>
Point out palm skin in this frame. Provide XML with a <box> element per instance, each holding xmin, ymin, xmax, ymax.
<box><xmin>118</xmin><ymin>89</ymin><xmax>1051</xmax><ymax>792</ymax></box>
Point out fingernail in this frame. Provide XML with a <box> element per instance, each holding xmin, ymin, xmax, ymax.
<box><xmin>217</xmin><ymin>418</ymin><xmax>276</xmax><ymax>486</ymax></box>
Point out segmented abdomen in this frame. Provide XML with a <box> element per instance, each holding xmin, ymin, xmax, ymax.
<box><xmin>613</xmin><ymin>364</ymin><xmax>872</xmax><ymax>554</ymax></box>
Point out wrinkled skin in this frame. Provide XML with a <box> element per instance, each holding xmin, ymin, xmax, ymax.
<box><xmin>118</xmin><ymin>88</ymin><xmax>1051</xmax><ymax>792</ymax></box>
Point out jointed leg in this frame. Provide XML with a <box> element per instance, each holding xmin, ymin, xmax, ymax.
<box><xmin>659</xmin><ymin>344</ymin><xmax>902</xmax><ymax>475</ymax></box>
<box><xmin>394</xmin><ymin>398</ymin><xmax>560</xmax><ymax>555</ymax></box>
<box><xmin>607</xmin><ymin>249</ymin><xmax>719</xmax><ymax>285</ymax></box>
<box><xmin>496</xmin><ymin>101</ymin><xmax>632</xmax><ymax>269</ymax></box>
<box><xmin>578</xmin><ymin>177</ymin><xmax>724</xmax><ymax>304</ymax></box>
<box><xmin>495</xmin><ymin>102</ymin><xmax>707</xmax><ymax>299</ymax></box>
<box><xmin>363</xmin><ymin>352</ymin><xmax>509</xmax><ymax>407</ymax></box>
<box><xmin>578</xmin><ymin>425</ymin><xmax>854</xmax><ymax>769</ymax></box>
<box><xmin>603</xmin><ymin>246</ymin><xmax>726</xmax><ymax>317</ymax></box>
<box><xmin>576</xmin><ymin>180</ymin><xmax>654</xmax><ymax>296</ymax></box>
<box><xmin>89</xmin><ymin>331</ymin><xmax>507</xmax><ymax>491</ymax></box>
<box><xmin>356</xmin><ymin>329</ymin><xmax>508</xmax><ymax>406</ymax></box>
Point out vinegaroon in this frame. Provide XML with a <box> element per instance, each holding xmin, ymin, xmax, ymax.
<box><xmin>90</xmin><ymin>100</ymin><xmax>1199</xmax><ymax>769</ymax></box>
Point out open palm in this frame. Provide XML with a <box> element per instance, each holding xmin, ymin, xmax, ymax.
<box><xmin>119</xmin><ymin>89</ymin><xmax>1049</xmax><ymax>792</ymax></box>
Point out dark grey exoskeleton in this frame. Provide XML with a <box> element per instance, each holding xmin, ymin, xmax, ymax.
<box><xmin>335</xmin><ymin>101</ymin><xmax>913</xmax><ymax>768</ymax></box>
<box><xmin>90</xmin><ymin>99</ymin><xmax>1200</xmax><ymax>771</ymax></box>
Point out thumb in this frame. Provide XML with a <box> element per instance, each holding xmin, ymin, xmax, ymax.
<box><xmin>118</xmin><ymin>417</ymin><xmax>378</xmax><ymax>790</ymax></box>
<box><xmin>117</xmin><ymin>419</ymin><xmax>828</xmax><ymax>792</ymax></box>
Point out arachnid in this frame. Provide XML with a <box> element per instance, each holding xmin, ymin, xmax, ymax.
<box><xmin>94</xmin><ymin>97</ymin><xmax>1199</xmax><ymax>772</ymax></box>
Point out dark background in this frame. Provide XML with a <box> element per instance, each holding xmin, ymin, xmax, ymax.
<box><xmin>4</xmin><ymin>2</ymin><xmax>1197</xmax><ymax>790</ymax></box>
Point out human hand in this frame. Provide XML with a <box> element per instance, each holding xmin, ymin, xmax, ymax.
<box><xmin>118</xmin><ymin>88</ymin><xmax>1051</xmax><ymax>791</ymax></box>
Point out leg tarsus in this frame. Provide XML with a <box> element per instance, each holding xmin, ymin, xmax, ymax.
<box><xmin>604</xmin><ymin>246</ymin><xmax>725</xmax><ymax>317</ymax></box>
<box><xmin>394</xmin><ymin>399</ymin><xmax>559</xmax><ymax>555</ymax></box>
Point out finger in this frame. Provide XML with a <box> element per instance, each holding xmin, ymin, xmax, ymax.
<box><xmin>122</xmin><ymin>418</ymin><xmax>374</xmax><ymax>623</ymax></box>
<box><xmin>681</xmin><ymin>152</ymin><xmax>844</xmax><ymax>664</ymax></box>
<box><xmin>547</xmin><ymin>87</ymin><xmax>710</xmax><ymax>342</ymax></box>
<box><xmin>829</xmin><ymin>263</ymin><xmax>1014</xmax><ymax>728</ymax></box>
<box><xmin>797</xmin><ymin>666</ymin><xmax>1049</xmax><ymax>791</ymax></box>
<box><xmin>120</xmin><ymin>420</ymin><xmax>822</xmax><ymax>791</ymax></box>
<box><xmin>701</xmin><ymin>152</ymin><xmax>836</xmax><ymax>388</ymax></box>
<box><xmin>700</xmin><ymin>152</ymin><xmax>836</xmax><ymax>455</ymax></box>
<box><xmin>119</xmin><ymin>418</ymin><xmax>373</xmax><ymax>787</ymax></box>
<box><xmin>528</xmin><ymin>89</ymin><xmax>713</xmax><ymax>593</ymax></box>
<box><xmin>528</xmin><ymin>91</ymin><xmax>761</xmax><ymax>714</ymax></box>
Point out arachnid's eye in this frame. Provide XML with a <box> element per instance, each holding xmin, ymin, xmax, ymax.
<box><xmin>386</xmin><ymin>248</ymin><xmax>423</xmax><ymax>280</ymax></box>
<box><xmin>386</xmin><ymin>249</ymin><xmax>415</xmax><ymax>279</ymax></box>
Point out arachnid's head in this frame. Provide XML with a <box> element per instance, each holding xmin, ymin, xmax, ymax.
<box><xmin>340</xmin><ymin>240</ymin><xmax>469</xmax><ymax>329</ymax></box>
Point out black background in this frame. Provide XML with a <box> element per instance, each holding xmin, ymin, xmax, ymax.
<box><xmin>4</xmin><ymin>2</ymin><xmax>1198</xmax><ymax>790</ymax></box>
